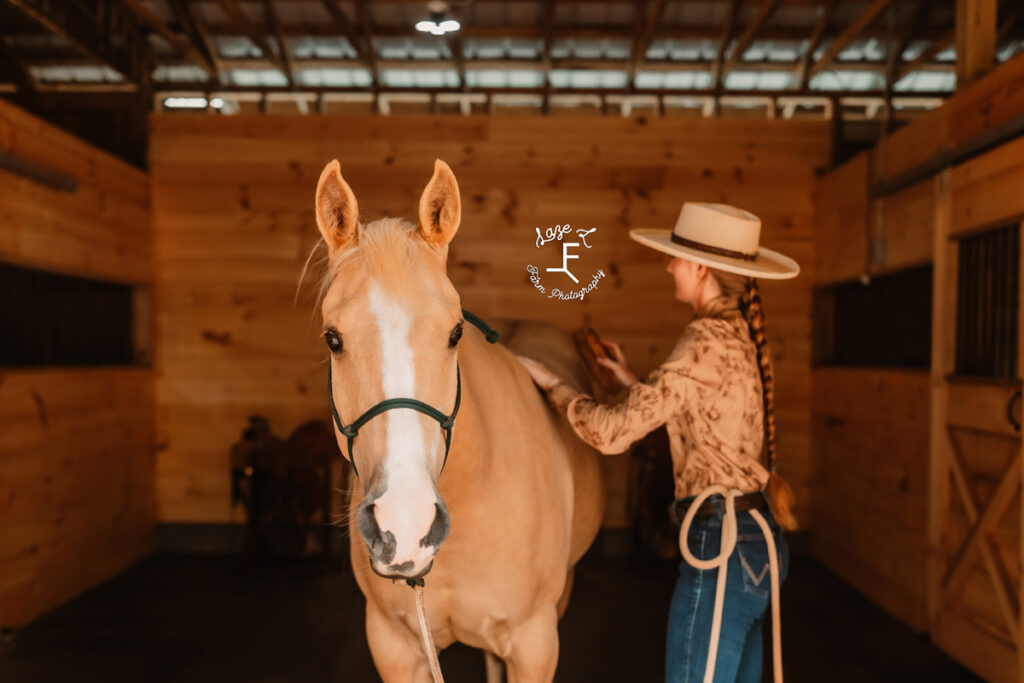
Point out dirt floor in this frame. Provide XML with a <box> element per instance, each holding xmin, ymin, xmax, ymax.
<box><xmin>0</xmin><ymin>547</ymin><xmax>981</xmax><ymax>682</ymax></box>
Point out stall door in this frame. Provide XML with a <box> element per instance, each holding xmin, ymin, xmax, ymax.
<box><xmin>930</xmin><ymin>194</ymin><xmax>1024</xmax><ymax>683</ymax></box>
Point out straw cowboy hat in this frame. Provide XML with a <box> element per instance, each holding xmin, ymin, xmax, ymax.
<box><xmin>630</xmin><ymin>202</ymin><xmax>800</xmax><ymax>280</ymax></box>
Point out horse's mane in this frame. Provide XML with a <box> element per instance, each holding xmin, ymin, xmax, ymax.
<box><xmin>307</xmin><ymin>218</ymin><xmax>434</xmax><ymax>311</ymax></box>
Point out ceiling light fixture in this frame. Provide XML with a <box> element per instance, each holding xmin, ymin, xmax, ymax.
<box><xmin>163</xmin><ymin>96</ymin><xmax>225</xmax><ymax>110</ymax></box>
<box><xmin>415</xmin><ymin>1</ymin><xmax>460</xmax><ymax>36</ymax></box>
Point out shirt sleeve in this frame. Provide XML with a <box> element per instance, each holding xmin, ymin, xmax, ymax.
<box><xmin>541</xmin><ymin>321</ymin><xmax>721</xmax><ymax>455</ymax></box>
<box><xmin>542</xmin><ymin>370</ymin><xmax>696</xmax><ymax>456</ymax></box>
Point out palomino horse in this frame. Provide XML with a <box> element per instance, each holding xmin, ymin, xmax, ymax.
<box><xmin>313</xmin><ymin>158</ymin><xmax>606</xmax><ymax>681</ymax></box>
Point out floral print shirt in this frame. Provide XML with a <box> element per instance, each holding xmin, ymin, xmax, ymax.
<box><xmin>546</xmin><ymin>310</ymin><xmax>770</xmax><ymax>499</ymax></box>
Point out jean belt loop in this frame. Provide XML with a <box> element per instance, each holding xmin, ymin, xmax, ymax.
<box><xmin>711</xmin><ymin>495</ymin><xmax>724</xmax><ymax>519</ymax></box>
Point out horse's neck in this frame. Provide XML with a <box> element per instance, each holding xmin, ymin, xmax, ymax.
<box><xmin>442</xmin><ymin>330</ymin><xmax>533</xmax><ymax>493</ymax></box>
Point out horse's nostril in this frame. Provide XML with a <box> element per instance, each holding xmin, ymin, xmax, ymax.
<box><xmin>358</xmin><ymin>501</ymin><xmax>396</xmax><ymax>563</ymax></box>
<box><xmin>420</xmin><ymin>501</ymin><xmax>450</xmax><ymax>549</ymax></box>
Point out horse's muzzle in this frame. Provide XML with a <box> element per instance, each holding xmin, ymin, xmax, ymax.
<box><xmin>358</xmin><ymin>499</ymin><xmax>450</xmax><ymax>579</ymax></box>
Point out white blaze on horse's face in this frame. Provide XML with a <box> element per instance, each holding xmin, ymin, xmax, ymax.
<box><xmin>314</xmin><ymin>158</ymin><xmax>464</xmax><ymax>580</ymax></box>
<box><xmin>363</xmin><ymin>284</ymin><xmax>448</xmax><ymax>577</ymax></box>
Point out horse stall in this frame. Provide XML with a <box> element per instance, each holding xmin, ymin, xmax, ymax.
<box><xmin>0</xmin><ymin>1</ymin><xmax>1022</xmax><ymax>682</ymax></box>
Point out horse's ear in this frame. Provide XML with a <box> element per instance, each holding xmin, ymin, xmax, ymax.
<box><xmin>315</xmin><ymin>159</ymin><xmax>359</xmax><ymax>256</ymax></box>
<box><xmin>418</xmin><ymin>159</ymin><xmax>461</xmax><ymax>248</ymax></box>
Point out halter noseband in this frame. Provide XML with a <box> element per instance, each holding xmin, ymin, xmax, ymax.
<box><xmin>327</xmin><ymin>309</ymin><xmax>499</xmax><ymax>479</ymax></box>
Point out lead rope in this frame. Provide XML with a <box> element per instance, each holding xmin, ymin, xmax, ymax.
<box><xmin>411</xmin><ymin>582</ymin><xmax>445</xmax><ymax>683</ymax></box>
<box><xmin>678</xmin><ymin>485</ymin><xmax>783</xmax><ymax>683</ymax></box>
<box><xmin>406</xmin><ymin>313</ymin><xmax>499</xmax><ymax>683</ymax></box>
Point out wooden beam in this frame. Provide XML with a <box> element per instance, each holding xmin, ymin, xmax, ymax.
<box><xmin>216</xmin><ymin>0</ymin><xmax>289</xmax><ymax>80</ymax></box>
<box><xmin>996</xmin><ymin>7</ymin><xmax>1021</xmax><ymax>47</ymax></box>
<box><xmin>886</xmin><ymin>0</ymin><xmax>928</xmax><ymax>90</ymax></box>
<box><xmin>808</xmin><ymin>0</ymin><xmax>894</xmax><ymax>81</ymax></box>
<box><xmin>955</xmin><ymin>0</ymin><xmax>997</xmax><ymax>85</ymax></box>
<box><xmin>942</xmin><ymin>430</ymin><xmax>1020</xmax><ymax>632</ymax></box>
<box><xmin>27</xmin><ymin>53</ymin><xmax>959</xmax><ymax>75</ymax></box>
<box><xmin>4</xmin><ymin>0</ymin><xmax>147</xmax><ymax>83</ymax></box>
<box><xmin>796</xmin><ymin>0</ymin><xmax>836</xmax><ymax>89</ymax></box>
<box><xmin>168</xmin><ymin>0</ymin><xmax>221</xmax><ymax>80</ymax></box>
<box><xmin>723</xmin><ymin>0</ymin><xmax>782</xmax><ymax>77</ymax></box>
<box><xmin>627</xmin><ymin>0</ymin><xmax>668</xmax><ymax>85</ymax></box>
<box><xmin>447</xmin><ymin>35</ymin><xmax>467</xmax><ymax>90</ymax></box>
<box><xmin>353</xmin><ymin>1</ymin><xmax>378</xmax><ymax>85</ymax></box>
<box><xmin>899</xmin><ymin>30</ymin><xmax>954</xmax><ymax>80</ymax></box>
<box><xmin>321</xmin><ymin>0</ymin><xmax>377</xmax><ymax>84</ymax></box>
<box><xmin>262</xmin><ymin>0</ymin><xmax>295</xmax><ymax>85</ymax></box>
<box><xmin>542</xmin><ymin>0</ymin><xmax>556</xmax><ymax>89</ymax></box>
<box><xmin>189</xmin><ymin>21</ymin><xmax>968</xmax><ymax>44</ymax></box>
<box><xmin>145</xmin><ymin>83</ymin><xmax>951</xmax><ymax>102</ymax></box>
<box><xmin>0</xmin><ymin>37</ymin><xmax>35</xmax><ymax>92</ymax></box>
<box><xmin>712</xmin><ymin>0</ymin><xmax>742</xmax><ymax>90</ymax></box>
<box><xmin>122</xmin><ymin>0</ymin><xmax>213</xmax><ymax>77</ymax></box>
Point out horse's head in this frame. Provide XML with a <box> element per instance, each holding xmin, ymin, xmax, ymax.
<box><xmin>315</xmin><ymin>158</ymin><xmax>464</xmax><ymax>581</ymax></box>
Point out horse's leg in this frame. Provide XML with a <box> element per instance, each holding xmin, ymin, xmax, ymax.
<box><xmin>504</xmin><ymin>607</ymin><xmax>560</xmax><ymax>683</ymax></box>
<box><xmin>556</xmin><ymin>568</ymin><xmax>575</xmax><ymax>619</ymax></box>
<box><xmin>484</xmin><ymin>651</ymin><xmax>506</xmax><ymax>683</ymax></box>
<box><xmin>365</xmin><ymin>604</ymin><xmax>432</xmax><ymax>683</ymax></box>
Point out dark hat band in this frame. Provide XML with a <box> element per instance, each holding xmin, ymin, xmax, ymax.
<box><xmin>670</xmin><ymin>232</ymin><xmax>758</xmax><ymax>262</ymax></box>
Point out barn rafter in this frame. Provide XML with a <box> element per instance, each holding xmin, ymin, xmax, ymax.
<box><xmin>807</xmin><ymin>0</ymin><xmax>894</xmax><ymax>81</ymax></box>
<box><xmin>216</xmin><ymin>0</ymin><xmax>290</xmax><ymax>80</ymax></box>
<box><xmin>261</xmin><ymin>0</ymin><xmax>295</xmax><ymax>85</ymax></box>
<box><xmin>122</xmin><ymin>0</ymin><xmax>215</xmax><ymax>77</ymax></box>
<box><xmin>1</xmin><ymin>0</ymin><xmax>1023</xmax><ymax>117</ymax></box>
<box><xmin>3</xmin><ymin>0</ymin><xmax>150</xmax><ymax>84</ymax></box>
<box><xmin>722</xmin><ymin>0</ymin><xmax>782</xmax><ymax>79</ymax></box>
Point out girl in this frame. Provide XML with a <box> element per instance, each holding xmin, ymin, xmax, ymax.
<box><xmin>518</xmin><ymin>202</ymin><xmax>799</xmax><ymax>683</ymax></box>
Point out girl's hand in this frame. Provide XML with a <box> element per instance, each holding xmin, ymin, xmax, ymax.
<box><xmin>516</xmin><ymin>356</ymin><xmax>563</xmax><ymax>391</ymax></box>
<box><xmin>597</xmin><ymin>341</ymin><xmax>639</xmax><ymax>387</ymax></box>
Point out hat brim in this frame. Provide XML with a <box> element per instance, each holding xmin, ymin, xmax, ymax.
<box><xmin>629</xmin><ymin>229</ymin><xmax>800</xmax><ymax>280</ymax></box>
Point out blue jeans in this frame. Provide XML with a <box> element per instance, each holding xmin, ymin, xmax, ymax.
<box><xmin>665</xmin><ymin>494</ymin><xmax>790</xmax><ymax>683</ymax></box>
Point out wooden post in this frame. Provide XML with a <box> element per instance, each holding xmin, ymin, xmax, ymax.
<box><xmin>927</xmin><ymin>169</ymin><xmax>955</xmax><ymax>627</ymax></box>
<box><xmin>1018</xmin><ymin>219</ymin><xmax>1024</xmax><ymax>682</ymax></box>
<box><xmin>955</xmin><ymin>0</ymin><xmax>997</xmax><ymax>86</ymax></box>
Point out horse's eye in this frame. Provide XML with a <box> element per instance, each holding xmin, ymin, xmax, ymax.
<box><xmin>324</xmin><ymin>330</ymin><xmax>343</xmax><ymax>353</ymax></box>
<box><xmin>449</xmin><ymin>324</ymin><xmax>463</xmax><ymax>348</ymax></box>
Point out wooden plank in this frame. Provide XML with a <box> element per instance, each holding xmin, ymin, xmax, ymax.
<box><xmin>810</xmin><ymin>367</ymin><xmax>931</xmax><ymax>630</ymax></box>
<box><xmin>873</xmin><ymin>177</ymin><xmax>935</xmax><ymax>272</ymax></box>
<box><xmin>955</xmin><ymin>0</ymin><xmax>998</xmax><ymax>86</ymax></box>
<box><xmin>0</xmin><ymin>368</ymin><xmax>155</xmax><ymax>627</ymax></box>
<box><xmin>807</xmin><ymin>0</ymin><xmax>893</xmax><ymax>81</ymax></box>
<box><xmin>815</xmin><ymin>152</ymin><xmax>869</xmax><ymax>284</ymax></box>
<box><xmin>947</xmin><ymin>382</ymin><xmax>1024</xmax><ymax>438</ymax></box>
<box><xmin>929</xmin><ymin>169</ymin><xmax>956</xmax><ymax>626</ymax></box>
<box><xmin>1018</xmin><ymin>217</ymin><xmax>1024</xmax><ymax>683</ymax></box>
<box><xmin>948</xmin><ymin>53</ymin><xmax>1024</xmax><ymax>147</ymax></box>
<box><xmin>949</xmin><ymin>134</ymin><xmax>1024</xmax><ymax>235</ymax></box>
<box><xmin>0</xmin><ymin>100</ymin><xmax>151</xmax><ymax>284</ymax></box>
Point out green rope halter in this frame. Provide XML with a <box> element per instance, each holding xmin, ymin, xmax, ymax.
<box><xmin>328</xmin><ymin>309</ymin><xmax>499</xmax><ymax>479</ymax></box>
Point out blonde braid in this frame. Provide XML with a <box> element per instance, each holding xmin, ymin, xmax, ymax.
<box><xmin>740</xmin><ymin>279</ymin><xmax>777</xmax><ymax>470</ymax></box>
<box><xmin>709</xmin><ymin>271</ymin><xmax>797</xmax><ymax>530</ymax></box>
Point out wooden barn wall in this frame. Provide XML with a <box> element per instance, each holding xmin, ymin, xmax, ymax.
<box><xmin>812</xmin><ymin>368</ymin><xmax>930</xmax><ymax>631</ymax></box>
<box><xmin>149</xmin><ymin>114</ymin><xmax>830</xmax><ymax>528</ymax></box>
<box><xmin>0</xmin><ymin>101</ymin><xmax>155</xmax><ymax>628</ymax></box>
<box><xmin>811</xmin><ymin>53</ymin><xmax>1024</xmax><ymax>656</ymax></box>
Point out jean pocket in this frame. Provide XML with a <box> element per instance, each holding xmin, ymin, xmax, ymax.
<box><xmin>737</xmin><ymin>543</ymin><xmax>771</xmax><ymax>599</ymax></box>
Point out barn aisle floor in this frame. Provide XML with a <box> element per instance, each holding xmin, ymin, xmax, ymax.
<box><xmin>0</xmin><ymin>547</ymin><xmax>980</xmax><ymax>682</ymax></box>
